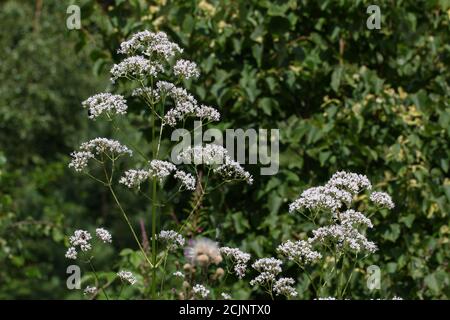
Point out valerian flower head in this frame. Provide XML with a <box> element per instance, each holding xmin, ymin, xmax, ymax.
<box><xmin>252</xmin><ymin>257</ymin><xmax>283</xmax><ymax>275</ymax></box>
<box><xmin>117</xmin><ymin>270</ymin><xmax>137</xmax><ymax>285</ymax></box>
<box><xmin>68</xmin><ymin>151</ymin><xmax>94</xmax><ymax>172</ymax></box>
<box><xmin>173</xmin><ymin>170</ymin><xmax>196</xmax><ymax>190</ymax></box>
<box><xmin>277</xmin><ymin>240</ymin><xmax>322</xmax><ymax>265</ymax></box>
<box><xmin>185</xmin><ymin>238</ymin><xmax>223</xmax><ymax>266</ymax></box>
<box><xmin>325</xmin><ymin>171</ymin><xmax>372</xmax><ymax>194</ymax></box>
<box><xmin>84</xmin><ymin>286</ymin><xmax>97</xmax><ymax>295</ymax></box>
<box><xmin>308</xmin><ymin>224</ymin><xmax>377</xmax><ymax>254</ymax></box>
<box><xmin>148</xmin><ymin>160</ymin><xmax>177</xmax><ymax>182</ymax></box>
<box><xmin>221</xmin><ymin>293</ymin><xmax>232</xmax><ymax>300</ymax></box>
<box><xmin>80</xmin><ymin>138</ymin><xmax>132</xmax><ymax>157</ymax></box>
<box><xmin>273</xmin><ymin>278</ymin><xmax>298</xmax><ymax>297</ymax></box>
<box><xmin>65</xmin><ymin>247</ymin><xmax>77</xmax><ymax>260</ymax></box>
<box><xmin>289</xmin><ymin>186</ymin><xmax>352</xmax><ymax>213</ymax></box>
<box><xmin>69</xmin><ymin>230</ymin><xmax>92</xmax><ymax>252</ymax></box>
<box><xmin>82</xmin><ymin>93</ymin><xmax>127</xmax><ymax>119</ymax></box>
<box><xmin>158</xmin><ymin>230</ymin><xmax>185</xmax><ymax>250</ymax></box>
<box><xmin>119</xmin><ymin>169</ymin><xmax>150</xmax><ymax>188</ymax></box>
<box><xmin>177</xmin><ymin>144</ymin><xmax>252</xmax><ymax>184</ymax></box>
<box><xmin>173</xmin><ymin>271</ymin><xmax>185</xmax><ymax>278</ymax></box>
<box><xmin>370</xmin><ymin>191</ymin><xmax>395</xmax><ymax>209</ymax></box>
<box><xmin>118</xmin><ymin>30</ymin><xmax>183</xmax><ymax>61</ymax></box>
<box><xmin>338</xmin><ymin>209</ymin><xmax>373</xmax><ymax>229</ymax></box>
<box><xmin>132</xmin><ymin>87</ymin><xmax>160</xmax><ymax>103</ymax></box>
<box><xmin>192</xmin><ymin>284</ymin><xmax>210</xmax><ymax>299</ymax></box>
<box><xmin>95</xmin><ymin>228</ymin><xmax>112</xmax><ymax>243</ymax></box>
<box><xmin>110</xmin><ymin>55</ymin><xmax>163</xmax><ymax>82</ymax></box>
<box><xmin>173</xmin><ymin>59</ymin><xmax>200</xmax><ymax>80</ymax></box>
<box><xmin>220</xmin><ymin>247</ymin><xmax>251</xmax><ymax>279</ymax></box>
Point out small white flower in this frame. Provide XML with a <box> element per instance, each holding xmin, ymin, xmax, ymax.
<box><xmin>325</xmin><ymin>171</ymin><xmax>372</xmax><ymax>194</ymax></box>
<box><xmin>277</xmin><ymin>240</ymin><xmax>322</xmax><ymax>265</ymax></box>
<box><xmin>370</xmin><ymin>191</ymin><xmax>395</xmax><ymax>209</ymax></box>
<box><xmin>173</xmin><ymin>271</ymin><xmax>185</xmax><ymax>278</ymax></box>
<box><xmin>148</xmin><ymin>160</ymin><xmax>177</xmax><ymax>182</ymax></box>
<box><xmin>252</xmin><ymin>257</ymin><xmax>282</xmax><ymax>275</ymax></box>
<box><xmin>119</xmin><ymin>169</ymin><xmax>150</xmax><ymax>188</ymax></box>
<box><xmin>82</xmin><ymin>93</ymin><xmax>127</xmax><ymax>119</ymax></box>
<box><xmin>117</xmin><ymin>270</ymin><xmax>137</xmax><ymax>285</ymax></box>
<box><xmin>221</xmin><ymin>293</ymin><xmax>232</xmax><ymax>300</ymax></box>
<box><xmin>220</xmin><ymin>247</ymin><xmax>251</xmax><ymax>279</ymax></box>
<box><xmin>83</xmin><ymin>286</ymin><xmax>97</xmax><ymax>295</ymax></box>
<box><xmin>118</xmin><ymin>31</ymin><xmax>183</xmax><ymax>61</ymax></box>
<box><xmin>273</xmin><ymin>277</ymin><xmax>297</xmax><ymax>297</ymax></box>
<box><xmin>173</xmin><ymin>59</ymin><xmax>200</xmax><ymax>79</ymax></box>
<box><xmin>173</xmin><ymin>170</ymin><xmax>196</xmax><ymax>190</ymax></box>
<box><xmin>158</xmin><ymin>230</ymin><xmax>185</xmax><ymax>250</ymax></box>
<box><xmin>95</xmin><ymin>228</ymin><xmax>112</xmax><ymax>243</ymax></box>
<box><xmin>65</xmin><ymin>247</ymin><xmax>77</xmax><ymax>260</ymax></box>
<box><xmin>192</xmin><ymin>284</ymin><xmax>210</xmax><ymax>298</ymax></box>
<box><xmin>110</xmin><ymin>56</ymin><xmax>163</xmax><ymax>82</ymax></box>
<box><xmin>68</xmin><ymin>151</ymin><xmax>94</xmax><ymax>172</ymax></box>
<box><xmin>69</xmin><ymin>230</ymin><xmax>92</xmax><ymax>252</ymax></box>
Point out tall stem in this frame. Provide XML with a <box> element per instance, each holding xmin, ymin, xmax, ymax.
<box><xmin>108</xmin><ymin>186</ymin><xmax>153</xmax><ymax>267</ymax></box>
<box><xmin>151</xmin><ymin>112</ymin><xmax>158</xmax><ymax>299</ymax></box>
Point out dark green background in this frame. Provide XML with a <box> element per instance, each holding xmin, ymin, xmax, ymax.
<box><xmin>0</xmin><ymin>0</ymin><xmax>448</xmax><ymax>299</ymax></box>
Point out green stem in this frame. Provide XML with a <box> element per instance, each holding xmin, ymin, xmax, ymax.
<box><xmin>151</xmin><ymin>111</ymin><xmax>158</xmax><ymax>299</ymax></box>
<box><xmin>89</xmin><ymin>260</ymin><xmax>109</xmax><ymax>300</ymax></box>
<box><xmin>108</xmin><ymin>185</ymin><xmax>153</xmax><ymax>268</ymax></box>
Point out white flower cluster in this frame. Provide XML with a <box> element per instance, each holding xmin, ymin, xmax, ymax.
<box><xmin>110</xmin><ymin>55</ymin><xmax>163</xmax><ymax>82</ymax></box>
<box><xmin>192</xmin><ymin>284</ymin><xmax>210</xmax><ymax>299</ymax></box>
<box><xmin>288</xmin><ymin>172</ymin><xmax>394</xmax><ymax>256</ymax></box>
<box><xmin>173</xmin><ymin>271</ymin><xmax>185</xmax><ymax>278</ymax></box>
<box><xmin>158</xmin><ymin>230</ymin><xmax>185</xmax><ymax>250</ymax></box>
<box><xmin>309</xmin><ymin>224</ymin><xmax>377</xmax><ymax>253</ymax></box>
<box><xmin>69</xmin><ymin>230</ymin><xmax>92</xmax><ymax>252</ymax></box>
<box><xmin>220</xmin><ymin>247</ymin><xmax>251</xmax><ymax>279</ymax></box>
<box><xmin>95</xmin><ymin>228</ymin><xmax>112</xmax><ymax>243</ymax></box>
<box><xmin>221</xmin><ymin>293</ymin><xmax>232</xmax><ymax>300</ymax></box>
<box><xmin>214</xmin><ymin>158</ymin><xmax>254</xmax><ymax>184</ymax></box>
<box><xmin>132</xmin><ymin>87</ymin><xmax>160</xmax><ymax>103</ymax></box>
<box><xmin>277</xmin><ymin>240</ymin><xmax>322</xmax><ymax>265</ymax></box>
<box><xmin>273</xmin><ymin>277</ymin><xmax>298</xmax><ymax>297</ymax></box>
<box><xmin>339</xmin><ymin>209</ymin><xmax>373</xmax><ymax>228</ymax></box>
<box><xmin>83</xmin><ymin>286</ymin><xmax>97</xmax><ymax>295</ymax></box>
<box><xmin>118</xmin><ymin>30</ymin><xmax>183</xmax><ymax>61</ymax></box>
<box><xmin>325</xmin><ymin>171</ymin><xmax>372</xmax><ymax>194</ymax></box>
<box><xmin>68</xmin><ymin>151</ymin><xmax>94</xmax><ymax>172</ymax></box>
<box><xmin>288</xmin><ymin>186</ymin><xmax>352</xmax><ymax>213</ymax></box>
<box><xmin>173</xmin><ymin>170</ymin><xmax>196</xmax><ymax>190</ymax></box>
<box><xmin>66</xmin><ymin>230</ymin><xmax>92</xmax><ymax>259</ymax></box>
<box><xmin>177</xmin><ymin>144</ymin><xmax>253</xmax><ymax>184</ymax></box>
<box><xmin>173</xmin><ymin>59</ymin><xmax>200</xmax><ymax>79</ymax></box>
<box><xmin>119</xmin><ymin>169</ymin><xmax>150</xmax><ymax>188</ymax></box>
<box><xmin>158</xmin><ymin>82</ymin><xmax>220</xmax><ymax>126</ymax></box>
<box><xmin>69</xmin><ymin>138</ymin><xmax>132</xmax><ymax>172</ymax></box>
<box><xmin>119</xmin><ymin>161</ymin><xmax>196</xmax><ymax>190</ymax></box>
<box><xmin>117</xmin><ymin>270</ymin><xmax>137</xmax><ymax>285</ymax></box>
<box><xmin>149</xmin><ymin>160</ymin><xmax>177</xmax><ymax>181</ymax></box>
<box><xmin>82</xmin><ymin>93</ymin><xmax>127</xmax><ymax>119</ymax></box>
<box><xmin>370</xmin><ymin>191</ymin><xmax>395</xmax><ymax>209</ymax></box>
<box><xmin>250</xmin><ymin>258</ymin><xmax>283</xmax><ymax>287</ymax></box>
<box><xmin>80</xmin><ymin>138</ymin><xmax>132</xmax><ymax>157</ymax></box>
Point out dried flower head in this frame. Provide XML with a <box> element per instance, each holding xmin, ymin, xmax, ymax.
<box><xmin>185</xmin><ymin>238</ymin><xmax>223</xmax><ymax>266</ymax></box>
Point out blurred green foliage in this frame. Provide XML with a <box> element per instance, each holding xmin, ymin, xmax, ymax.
<box><xmin>0</xmin><ymin>0</ymin><xmax>449</xmax><ymax>299</ymax></box>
